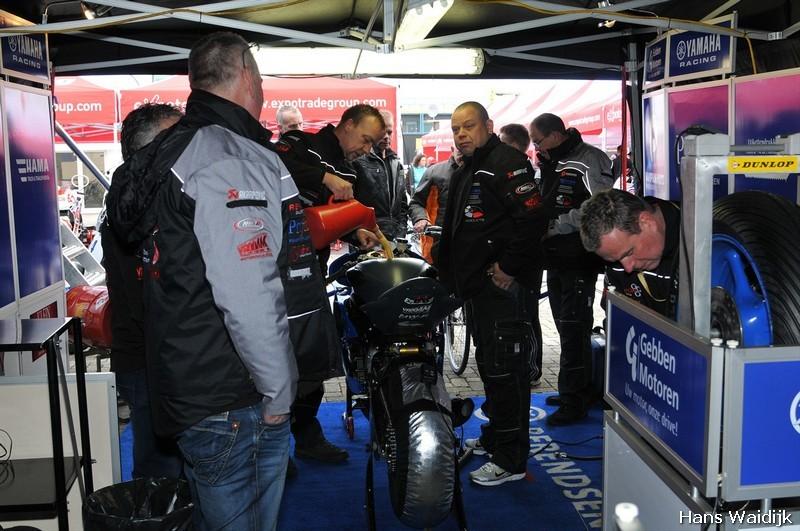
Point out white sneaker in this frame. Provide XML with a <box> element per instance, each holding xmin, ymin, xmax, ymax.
<box><xmin>464</xmin><ymin>438</ymin><xmax>489</xmax><ymax>456</ymax></box>
<box><xmin>469</xmin><ymin>461</ymin><xmax>526</xmax><ymax>486</ymax></box>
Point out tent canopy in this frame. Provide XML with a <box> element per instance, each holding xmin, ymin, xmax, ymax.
<box><xmin>53</xmin><ymin>76</ymin><xmax>117</xmax><ymax>142</ymax></box>
<box><xmin>0</xmin><ymin>1</ymin><xmax>796</xmax><ymax>79</ymax></box>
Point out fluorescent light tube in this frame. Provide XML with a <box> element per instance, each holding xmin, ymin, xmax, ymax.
<box><xmin>252</xmin><ymin>47</ymin><xmax>484</xmax><ymax>76</ymax></box>
<box><xmin>395</xmin><ymin>0</ymin><xmax>453</xmax><ymax>50</ymax></box>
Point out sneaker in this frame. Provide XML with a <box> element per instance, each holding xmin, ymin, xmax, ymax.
<box><xmin>546</xmin><ymin>404</ymin><xmax>587</xmax><ymax>426</ymax></box>
<box><xmin>545</xmin><ymin>394</ymin><xmax>562</xmax><ymax>406</ymax></box>
<box><xmin>469</xmin><ymin>461</ymin><xmax>526</xmax><ymax>486</ymax></box>
<box><xmin>295</xmin><ymin>437</ymin><xmax>349</xmax><ymax>463</ymax></box>
<box><xmin>464</xmin><ymin>438</ymin><xmax>490</xmax><ymax>456</ymax></box>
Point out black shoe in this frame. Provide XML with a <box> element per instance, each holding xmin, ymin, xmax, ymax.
<box><xmin>286</xmin><ymin>456</ymin><xmax>298</xmax><ymax>479</ymax></box>
<box><xmin>545</xmin><ymin>395</ymin><xmax>562</xmax><ymax>406</ymax></box>
<box><xmin>295</xmin><ymin>437</ymin><xmax>349</xmax><ymax>463</ymax></box>
<box><xmin>546</xmin><ymin>405</ymin><xmax>587</xmax><ymax>426</ymax></box>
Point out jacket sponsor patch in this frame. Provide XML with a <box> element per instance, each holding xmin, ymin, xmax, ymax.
<box><xmin>515</xmin><ymin>182</ymin><xmax>536</xmax><ymax>195</ymax></box>
<box><xmin>238</xmin><ymin>233</ymin><xmax>272</xmax><ymax>260</ymax></box>
<box><xmin>506</xmin><ymin>168</ymin><xmax>528</xmax><ymax>179</ymax></box>
<box><xmin>233</xmin><ymin>217</ymin><xmax>265</xmax><ymax>232</ymax></box>
<box><xmin>227</xmin><ymin>188</ymin><xmax>269</xmax><ymax>208</ymax></box>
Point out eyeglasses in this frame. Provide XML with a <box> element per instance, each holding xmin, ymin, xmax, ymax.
<box><xmin>242</xmin><ymin>42</ymin><xmax>261</xmax><ymax>71</ymax></box>
<box><xmin>531</xmin><ymin>132</ymin><xmax>550</xmax><ymax>147</ymax></box>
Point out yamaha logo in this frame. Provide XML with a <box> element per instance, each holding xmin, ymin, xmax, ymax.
<box><xmin>791</xmin><ymin>391</ymin><xmax>800</xmax><ymax>436</ymax></box>
<box><xmin>676</xmin><ymin>41</ymin><xmax>687</xmax><ymax>61</ymax></box>
<box><xmin>7</xmin><ymin>36</ymin><xmax>16</xmax><ymax>53</ymax></box>
<box><xmin>625</xmin><ymin>326</ymin><xmax>638</xmax><ymax>381</ymax></box>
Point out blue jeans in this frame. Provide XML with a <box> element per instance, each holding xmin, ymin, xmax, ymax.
<box><xmin>176</xmin><ymin>405</ymin><xmax>290</xmax><ymax>531</ymax></box>
<box><xmin>116</xmin><ymin>369</ymin><xmax>183</xmax><ymax>479</ymax></box>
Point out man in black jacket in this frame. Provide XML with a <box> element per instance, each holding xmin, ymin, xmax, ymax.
<box><xmin>530</xmin><ymin>113</ymin><xmax>613</xmax><ymax>425</ymax></box>
<box><xmin>580</xmin><ymin>189</ymin><xmax>680</xmax><ymax>319</ymax></box>
<box><xmin>352</xmin><ymin>110</ymin><xmax>408</xmax><ymax>240</ymax></box>
<box><xmin>106</xmin><ymin>32</ymin><xmax>339</xmax><ymax>529</ymax></box>
<box><xmin>275</xmin><ymin>104</ymin><xmax>384</xmax><ymax>464</ymax></box>
<box><xmin>101</xmin><ymin>103</ymin><xmax>183</xmax><ymax>480</ymax></box>
<box><xmin>439</xmin><ymin>101</ymin><xmax>548</xmax><ymax>486</ymax></box>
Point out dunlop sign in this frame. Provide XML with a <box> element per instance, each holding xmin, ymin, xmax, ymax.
<box><xmin>727</xmin><ymin>157</ymin><xmax>799</xmax><ymax>174</ymax></box>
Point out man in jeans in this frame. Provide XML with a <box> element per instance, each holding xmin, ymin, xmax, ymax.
<box><xmin>107</xmin><ymin>32</ymin><xmax>337</xmax><ymax>529</ymax></box>
<box><xmin>102</xmin><ymin>103</ymin><xmax>183</xmax><ymax>480</ymax></box>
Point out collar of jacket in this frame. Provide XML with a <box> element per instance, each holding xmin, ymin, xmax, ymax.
<box><xmin>317</xmin><ymin>124</ymin><xmax>346</xmax><ymax>161</ymax></box>
<box><xmin>538</xmin><ymin>127</ymin><xmax>582</xmax><ymax>165</ymax></box>
<box><xmin>372</xmin><ymin>145</ymin><xmax>398</xmax><ymax>161</ymax></box>
<box><xmin>184</xmin><ymin>89</ymin><xmax>273</xmax><ymax>148</ymax></box>
<box><xmin>465</xmin><ymin>133</ymin><xmax>502</xmax><ymax>166</ymax></box>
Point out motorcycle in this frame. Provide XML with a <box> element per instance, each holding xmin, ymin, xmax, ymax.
<box><xmin>328</xmin><ymin>244</ymin><xmax>471</xmax><ymax>530</ymax></box>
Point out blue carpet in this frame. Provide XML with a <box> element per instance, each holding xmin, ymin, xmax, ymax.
<box><xmin>278</xmin><ymin>393</ymin><xmax>604</xmax><ymax>531</ymax></box>
<box><xmin>120</xmin><ymin>423</ymin><xmax>133</xmax><ymax>482</ymax></box>
<box><xmin>119</xmin><ymin>393</ymin><xmax>603</xmax><ymax>530</ymax></box>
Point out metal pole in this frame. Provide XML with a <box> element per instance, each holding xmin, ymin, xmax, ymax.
<box><xmin>55</xmin><ymin>122</ymin><xmax>111</xmax><ymax>191</ymax></box>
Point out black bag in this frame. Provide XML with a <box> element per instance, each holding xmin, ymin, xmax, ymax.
<box><xmin>83</xmin><ymin>478</ymin><xmax>193</xmax><ymax>530</ymax></box>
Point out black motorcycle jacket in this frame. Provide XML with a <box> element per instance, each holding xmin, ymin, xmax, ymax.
<box><xmin>538</xmin><ymin>128</ymin><xmax>613</xmax><ymax>268</ymax></box>
<box><xmin>605</xmin><ymin>197</ymin><xmax>680</xmax><ymax>319</ymax></box>
<box><xmin>105</xmin><ymin>90</ymin><xmax>340</xmax><ymax>436</ymax></box>
<box><xmin>352</xmin><ymin>146</ymin><xmax>408</xmax><ymax>239</ymax></box>
<box><xmin>438</xmin><ymin>134</ymin><xmax>548</xmax><ymax>298</ymax></box>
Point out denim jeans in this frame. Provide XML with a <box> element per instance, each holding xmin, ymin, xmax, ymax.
<box><xmin>116</xmin><ymin>369</ymin><xmax>183</xmax><ymax>479</ymax></box>
<box><xmin>176</xmin><ymin>404</ymin><xmax>290</xmax><ymax>531</ymax></box>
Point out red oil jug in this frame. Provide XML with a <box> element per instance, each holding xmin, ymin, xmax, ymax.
<box><xmin>304</xmin><ymin>198</ymin><xmax>377</xmax><ymax>250</ymax></box>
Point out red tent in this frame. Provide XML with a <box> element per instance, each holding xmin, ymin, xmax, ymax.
<box><xmin>53</xmin><ymin>76</ymin><xmax>118</xmax><ymax>143</ymax></box>
<box><xmin>119</xmin><ymin>75</ymin><xmax>398</xmax><ymax>143</ymax></box>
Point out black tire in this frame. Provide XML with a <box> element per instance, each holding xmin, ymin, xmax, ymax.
<box><xmin>447</xmin><ymin>306</ymin><xmax>470</xmax><ymax>375</ymax></box>
<box><xmin>713</xmin><ymin>192</ymin><xmax>800</xmax><ymax>345</ymax></box>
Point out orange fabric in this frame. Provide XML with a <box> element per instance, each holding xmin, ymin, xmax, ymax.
<box><xmin>421</xmin><ymin>186</ymin><xmax>440</xmax><ymax>263</ymax></box>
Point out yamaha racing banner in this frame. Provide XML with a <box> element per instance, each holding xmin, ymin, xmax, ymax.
<box><xmin>740</xmin><ymin>360</ymin><xmax>800</xmax><ymax>486</ymax></box>
<box><xmin>607</xmin><ymin>300</ymin><xmax>709</xmax><ymax>477</ymax></box>
<box><xmin>0</xmin><ymin>12</ymin><xmax>49</xmax><ymax>84</ymax></box>
<box><xmin>0</xmin><ymin>98</ymin><xmax>13</xmax><ymax>308</ymax></box>
<box><xmin>667</xmin><ymin>14</ymin><xmax>734</xmax><ymax>83</ymax></box>
<box><xmin>5</xmin><ymin>85</ymin><xmax>62</xmax><ymax>297</ymax></box>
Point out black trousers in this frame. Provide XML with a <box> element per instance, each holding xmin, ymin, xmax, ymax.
<box><xmin>523</xmin><ymin>269</ymin><xmax>544</xmax><ymax>380</ymax></box>
<box><xmin>467</xmin><ymin>281</ymin><xmax>533</xmax><ymax>474</ymax></box>
<box><xmin>290</xmin><ymin>382</ymin><xmax>325</xmax><ymax>444</ymax></box>
<box><xmin>547</xmin><ymin>269</ymin><xmax>597</xmax><ymax>409</ymax></box>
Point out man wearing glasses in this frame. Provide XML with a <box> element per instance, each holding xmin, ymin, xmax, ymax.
<box><xmin>529</xmin><ymin>113</ymin><xmax>613</xmax><ymax>426</ymax></box>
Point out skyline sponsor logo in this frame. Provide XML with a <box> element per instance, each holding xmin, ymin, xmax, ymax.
<box><xmin>238</xmin><ymin>233</ymin><xmax>272</xmax><ymax>260</ymax></box>
<box><xmin>791</xmin><ymin>391</ymin><xmax>800</xmax><ymax>436</ymax></box>
<box><xmin>233</xmin><ymin>217</ymin><xmax>265</xmax><ymax>233</ymax></box>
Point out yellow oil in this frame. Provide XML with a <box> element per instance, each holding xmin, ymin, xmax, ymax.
<box><xmin>378</xmin><ymin>233</ymin><xmax>394</xmax><ymax>260</ymax></box>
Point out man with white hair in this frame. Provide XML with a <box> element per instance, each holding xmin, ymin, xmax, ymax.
<box><xmin>276</xmin><ymin>104</ymin><xmax>303</xmax><ymax>136</ymax></box>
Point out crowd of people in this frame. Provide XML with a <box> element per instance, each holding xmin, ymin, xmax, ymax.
<box><xmin>102</xmin><ymin>30</ymin><xmax>672</xmax><ymax>529</ymax></box>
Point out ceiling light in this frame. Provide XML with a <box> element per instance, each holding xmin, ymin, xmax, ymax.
<box><xmin>597</xmin><ymin>19</ymin><xmax>616</xmax><ymax>28</ymax></box>
<box><xmin>81</xmin><ymin>2</ymin><xmax>97</xmax><ymax>20</ymax></box>
<box><xmin>252</xmin><ymin>47</ymin><xmax>484</xmax><ymax>76</ymax></box>
<box><xmin>394</xmin><ymin>0</ymin><xmax>453</xmax><ymax>50</ymax></box>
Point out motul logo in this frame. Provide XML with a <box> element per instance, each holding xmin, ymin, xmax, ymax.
<box><xmin>238</xmin><ymin>234</ymin><xmax>272</xmax><ymax>260</ymax></box>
